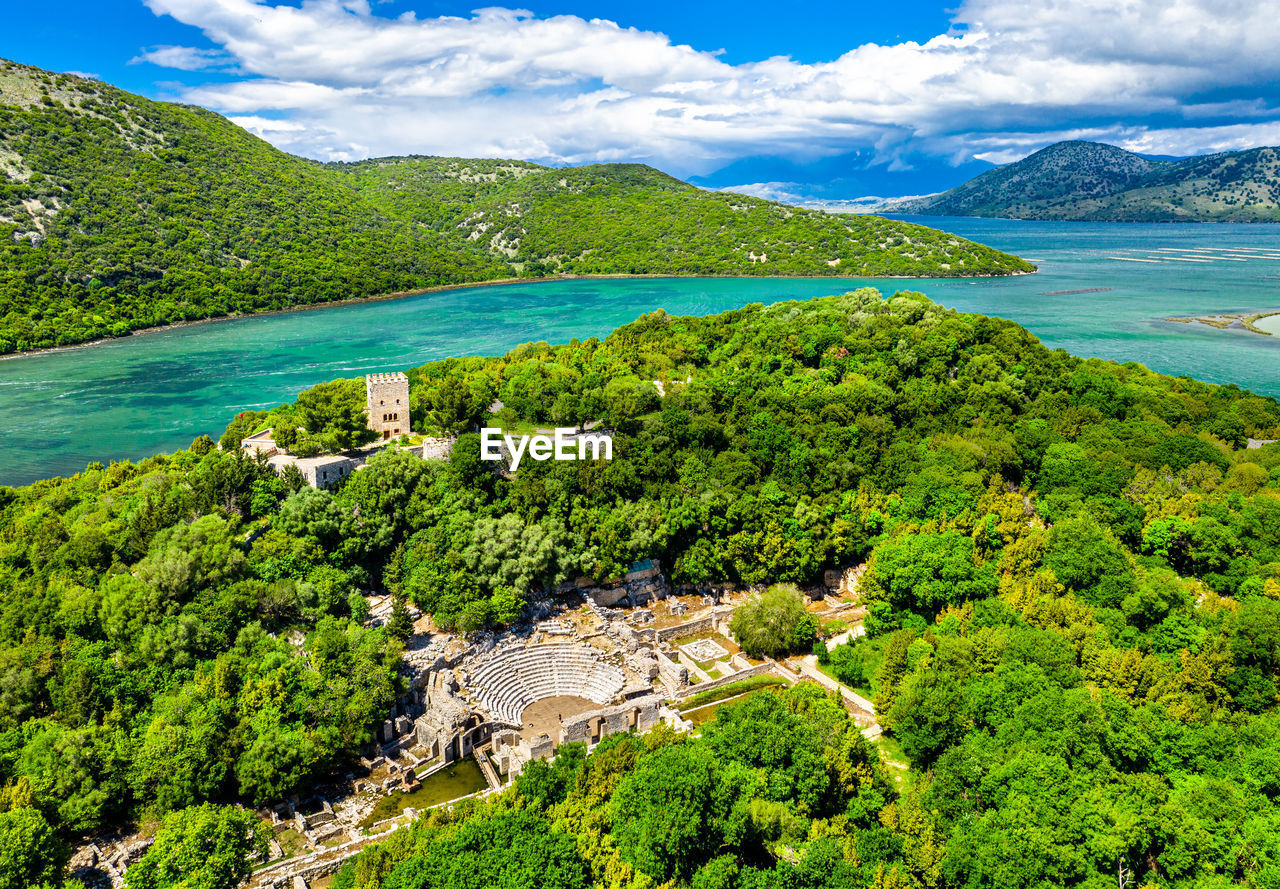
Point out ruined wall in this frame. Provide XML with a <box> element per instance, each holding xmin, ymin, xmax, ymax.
<box><xmin>673</xmin><ymin>662</ymin><xmax>783</xmax><ymax>700</ymax></box>
<box><xmin>656</xmin><ymin>650</ymin><xmax>688</xmax><ymax>687</ymax></box>
<box><xmin>557</xmin><ymin>694</ymin><xmax>663</xmax><ymax>745</ymax></box>
<box><xmin>654</xmin><ymin>608</ymin><xmax>733</xmax><ymax>642</ymax></box>
<box><xmin>420</xmin><ymin>436</ymin><xmax>454</xmax><ymax>460</ymax></box>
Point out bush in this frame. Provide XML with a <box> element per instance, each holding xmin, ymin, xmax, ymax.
<box><xmin>729</xmin><ymin>584</ymin><xmax>818</xmax><ymax>658</ymax></box>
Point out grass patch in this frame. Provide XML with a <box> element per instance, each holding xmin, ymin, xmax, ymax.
<box><xmin>275</xmin><ymin>827</ymin><xmax>308</xmax><ymax>858</ymax></box>
<box><xmin>821</xmin><ymin>617</ymin><xmax>849</xmax><ymax>636</ymax></box>
<box><xmin>677</xmin><ymin>675</ymin><xmax>787</xmax><ymax>712</ymax></box>
<box><xmin>868</xmin><ymin>732</ymin><xmax>911</xmax><ymax>783</ymax></box>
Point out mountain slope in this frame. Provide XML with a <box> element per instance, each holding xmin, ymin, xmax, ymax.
<box><xmin>0</xmin><ymin>59</ymin><xmax>1033</xmax><ymax>354</ymax></box>
<box><xmin>0</xmin><ymin>62</ymin><xmax>507</xmax><ymax>352</ymax></box>
<box><xmin>897</xmin><ymin>140</ymin><xmax>1280</xmax><ymax>222</ymax></box>
<box><xmin>337</xmin><ymin>157</ymin><xmax>1027</xmax><ymax>277</ymax></box>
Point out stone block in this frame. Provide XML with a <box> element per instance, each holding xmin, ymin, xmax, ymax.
<box><xmin>560</xmin><ymin>716</ymin><xmax>592</xmax><ymax>744</ymax></box>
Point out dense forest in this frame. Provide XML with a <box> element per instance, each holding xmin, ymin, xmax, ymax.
<box><xmin>0</xmin><ymin>59</ymin><xmax>1033</xmax><ymax>355</ymax></box>
<box><xmin>2</xmin><ymin>289</ymin><xmax>1280</xmax><ymax>888</ymax></box>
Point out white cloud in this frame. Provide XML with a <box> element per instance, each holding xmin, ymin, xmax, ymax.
<box><xmin>135</xmin><ymin>0</ymin><xmax>1280</xmax><ymax>174</ymax></box>
<box><xmin>130</xmin><ymin>44</ymin><xmax>236</xmax><ymax>71</ymax></box>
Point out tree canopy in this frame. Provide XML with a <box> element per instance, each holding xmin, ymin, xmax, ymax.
<box><xmin>124</xmin><ymin>804</ymin><xmax>268</xmax><ymax>889</ymax></box>
<box><xmin>728</xmin><ymin>584</ymin><xmax>819</xmax><ymax>658</ymax></box>
<box><xmin>2</xmin><ymin>288</ymin><xmax>1279</xmax><ymax>889</ymax></box>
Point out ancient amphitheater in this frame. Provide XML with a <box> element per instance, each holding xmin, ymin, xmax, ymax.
<box><xmin>241</xmin><ymin>562</ymin><xmax>876</xmax><ymax>889</ymax></box>
<box><xmin>399</xmin><ymin>564</ymin><xmax>867</xmax><ymax>784</ymax></box>
<box><xmin>470</xmin><ymin>643</ymin><xmax>627</xmax><ymax>724</ymax></box>
<box><xmin>73</xmin><ymin>563</ymin><xmax>877</xmax><ymax>889</ymax></box>
<box><xmin>411</xmin><ymin>602</ymin><xmax>693</xmax><ymax>779</ymax></box>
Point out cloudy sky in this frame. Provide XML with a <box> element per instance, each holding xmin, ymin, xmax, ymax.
<box><xmin>7</xmin><ymin>0</ymin><xmax>1280</xmax><ymax>197</ymax></box>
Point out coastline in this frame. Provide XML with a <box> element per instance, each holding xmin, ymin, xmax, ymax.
<box><xmin>1164</xmin><ymin>309</ymin><xmax>1280</xmax><ymax>336</ymax></box>
<box><xmin>1</xmin><ymin>268</ymin><xmax>1037</xmax><ymax>361</ymax></box>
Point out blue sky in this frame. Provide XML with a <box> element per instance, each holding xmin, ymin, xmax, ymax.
<box><xmin>6</xmin><ymin>1</ymin><xmax>954</xmax><ymax>84</ymax></box>
<box><xmin>5</xmin><ymin>1</ymin><xmax>1279</xmax><ymax>198</ymax></box>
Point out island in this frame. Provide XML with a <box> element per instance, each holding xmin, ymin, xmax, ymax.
<box><xmin>1165</xmin><ymin>309</ymin><xmax>1280</xmax><ymax>335</ymax></box>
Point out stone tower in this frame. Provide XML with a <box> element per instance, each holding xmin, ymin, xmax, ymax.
<box><xmin>365</xmin><ymin>372</ymin><xmax>410</xmax><ymax>440</ymax></box>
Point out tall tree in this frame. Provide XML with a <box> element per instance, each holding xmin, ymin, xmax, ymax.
<box><xmin>125</xmin><ymin>803</ymin><xmax>268</xmax><ymax>889</ymax></box>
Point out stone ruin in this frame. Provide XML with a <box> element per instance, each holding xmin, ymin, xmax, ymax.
<box><xmin>97</xmin><ymin>558</ymin><xmax>863</xmax><ymax>889</ymax></box>
<box><xmin>681</xmin><ymin>637</ymin><xmax>730</xmax><ymax>662</ymax></box>
<box><xmin>410</xmin><ymin>623</ymin><xmax>684</xmax><ymax>780</ymax></box>
<box><xmin>397</xmin><ymin>565</ymin><xmax>792</xmax><ymax>782</ymax></box>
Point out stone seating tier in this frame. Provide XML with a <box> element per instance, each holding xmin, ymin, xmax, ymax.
<box><xmin>471</xmin><ymin>645</ymin><xmax>626</xmax><ymax>723</ymax></box>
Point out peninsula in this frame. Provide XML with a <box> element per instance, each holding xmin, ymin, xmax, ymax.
<box><xmin>0</xmin><ymin>59</ymin><xmax>1033</xmax><ymax>355</ymax></box>
<box><xmin>4</xmin><ymin>291</ymin><xmax>1280</xmax><ymax>889</ymax></box>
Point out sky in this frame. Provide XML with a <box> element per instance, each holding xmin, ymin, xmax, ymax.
<box><xmin>5</xmin><ymin>0</ymin><xmax>1280</xmax><ymax>198</ymax></box>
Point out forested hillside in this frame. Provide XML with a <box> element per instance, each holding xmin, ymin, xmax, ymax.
<box><xmin>4</xmin><ymin>290</ymin><xmax>1280</xmax><ymax>888</ymax></box>
<box><xmin>0</xmin><ymin>59</ymin><xmax>1032</xmax><ymax>354</ymax></box>
<box><xmin>898</xmin><ymin>140</ymin><xmax>1280</xmax><ymax>221</ymax></box>
<box><xmin>334</xmin><ymin>157</ymin><xmax>1024</xmax><ymax>277</ymax></box>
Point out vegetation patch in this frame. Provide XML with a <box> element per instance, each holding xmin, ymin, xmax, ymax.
<box><xmin>1</xmin><ymin>288</ymin><xmax>1279</xmax><ymax>888</ymax></box>
<box><xmin>676</xmin><ymin>676</ymin><xmax>789</xmax><ymax>711</ymax></box>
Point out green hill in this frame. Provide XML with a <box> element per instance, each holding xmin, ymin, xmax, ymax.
<box><xmin>0</xmin><ymin>60</ymin><xmax>1032</xmax><ymax>354</ymax></box>
<box><xmin>334</xmin><ymin>157</ymin><xmax>1028</xmax><ymax>278</ymax></box>
<box><xmin>897</xmin><ymin>139</ymin><xmax>1280</xmax><ymax>222</ymax></box>
<box><xmin>2</xmin><ymin>290</ymin><xmax>1280</xmax><ymax>888</ymax></box>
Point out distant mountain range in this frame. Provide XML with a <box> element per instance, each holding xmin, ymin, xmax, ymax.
<box><xmin>890</xmin><ymin>141</ymin><xmax>1280</xmax><ymax>222</ymax></box>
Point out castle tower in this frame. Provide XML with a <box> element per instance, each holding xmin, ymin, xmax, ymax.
<box><xmin>365</xmin><ymin>372</ymin><xmax>410</xmax><ymax>440</ymax></box>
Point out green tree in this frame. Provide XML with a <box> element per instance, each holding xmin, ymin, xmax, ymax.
<box><xmin>134</xmin><ymin>515</ymin><xmax>246</xmax><ymax>601</ymax></box>
<box><xmin>864</xmin><ymin>531</ymin><xmax>998</xmax><ymax>631</ymax></box>
<box><xmin>425</xmin><ymin>375</ymin><xmax>493</xmax><ymax>433</ymax></box>
<box><xmin>0</xmin><ymin>806</ymin><xmax>66</xmax><ymax>889</ymax></box>
<box><xmin>729</xmin><ymin>583</ymin><xmax>817</xmax><ymax>658</ymax></box>
<box><xmin>385</xmin><ymin>598</ymin><xmax>413</xmax><ymax>640</ymax></box>
<box><xmin>612</xmin><ymin>743</ymin><xmax>723</xmax><ymax>884</ymax></box>
<box><xmin>887</xmin><ymin>670</ymin><xmax>972</xmax><ymax>767</ymax></box>
<box><xmin>377</xmin><ymin>809</ymin><xmax>586</xmax><ymax>889</ymax></box>
<box><xmin>1043</xmin><ymin>513</ymin><xmax>1135</xmax><ymax>608</ymax></box>
<box><xmin>125</xmin><ymin>803</ymin><xmax>267</xmax><ymax>889</ymax></box>
<box><xmin>294</xmin><ymin>379</ymin><xmax>378</xmax><ymax>451</ymax></box>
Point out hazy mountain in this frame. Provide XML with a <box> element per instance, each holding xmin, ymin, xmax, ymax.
<box><xmin>894</xmin><ymin>140</ymin><xmax>1280</xmax><ymax>221</ymax></box>
<box><xmin>689</xmin><ymin>150</ymin><xmax>997</xmax><ymax>202</ymax></box>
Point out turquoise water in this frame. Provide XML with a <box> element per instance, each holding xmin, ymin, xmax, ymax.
<box><xmin>2</xmin><ymin>217</ymin><xmax>1279</xmax><ymax>486</ymax></box>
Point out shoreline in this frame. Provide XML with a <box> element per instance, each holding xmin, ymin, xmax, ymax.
<box><xmin>1164</xmin><ymin>309</ymin><xmax>1280</xmax><ymax>336</ymax></box>
<box><xmin>1</xmin><ymin>268</ymin><xmax>1037</xmax><ymax>361</ymax></box>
